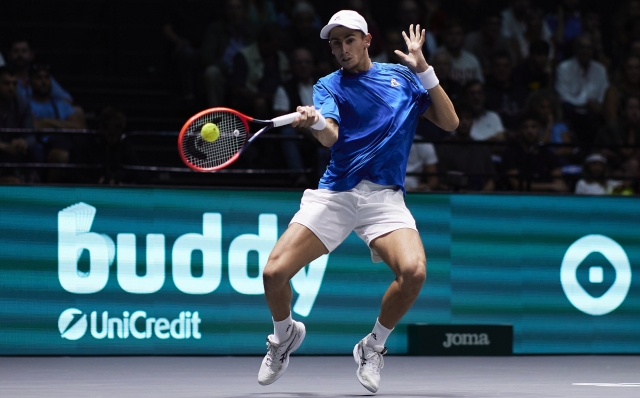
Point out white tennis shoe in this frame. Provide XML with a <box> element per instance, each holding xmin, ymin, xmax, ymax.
<box><xmin>258</xmin><ymin>320</ymin><xmax>306</xmax><ymax>386</ymax></box>
<box><xmin>353</xmin><ymin>334</ymin><xmax>387</xmax><ymax>393</ymax></box>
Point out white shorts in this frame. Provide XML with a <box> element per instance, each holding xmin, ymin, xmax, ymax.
<box><xmin>290</xmin><ymin>180</ymin><xmax>417</xmax><ymax>262</ymax></box>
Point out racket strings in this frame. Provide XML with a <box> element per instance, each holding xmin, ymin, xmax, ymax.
<box><xmin>182</xmin><ymin>111</ymin><xmax>247</xmax><ymax>169</ymax></box>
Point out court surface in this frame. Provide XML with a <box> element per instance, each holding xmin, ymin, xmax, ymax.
<box><xmin>1</xmin><ymin>356</ymin><xmax>638</xmax><ymax>397</ymax></box>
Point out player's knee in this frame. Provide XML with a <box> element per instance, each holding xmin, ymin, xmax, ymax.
<box><xmin>263</xmin><ymin>257</ymin><xmax>289</xmax><ymax>289</ymax></box>
<box><xmin>400</xmin><ymin>258</ymin><xmax>426</xmax><ymax>291</ymax></box>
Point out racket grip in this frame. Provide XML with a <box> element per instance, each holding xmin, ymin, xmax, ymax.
<box><xmin>272</xmin><ymin>112</ymin><xmax>301</xmax><ymax>127</ymax></box>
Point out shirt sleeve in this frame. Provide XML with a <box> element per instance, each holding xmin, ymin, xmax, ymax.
<box><xmin>313</xmin><ymin>81</ymin><xmax>340</xmax><ymax>124</ymax></box>
<box><xmin>50</xmin><ymin>76</ymin><xmax>73</xmax><ymax>103</ymax></box>
<box><xmin>406</xmin><ymin>70</ymin><xmax>432</xmax><ymax>115</ymax></box>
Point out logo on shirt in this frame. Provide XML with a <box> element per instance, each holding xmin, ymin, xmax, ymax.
<box><xmin>390</xmin><ymin>78</ymin><xmax>401</xmax><ymax>87</ymax></box>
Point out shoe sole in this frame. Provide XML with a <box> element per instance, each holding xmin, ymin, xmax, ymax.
<box><xmin>353</xmin><ymin>342</ymin><xmax>378</xmax><ymax>393</ymax></box>
<box><xmin>258</xmin><ymin>322</ymin><xmax>306</xmax><ymax>386</ymax></box>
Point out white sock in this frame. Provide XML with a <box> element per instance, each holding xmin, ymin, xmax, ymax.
<box><xmin>272</xmin><ymin>313</ymin><xmax>293</xmax><ymax>344</ymax></box>
<box><xmin>366</xmin><ymin>318</ymin><xmax>393</xmax><ymax>348</ymax></box>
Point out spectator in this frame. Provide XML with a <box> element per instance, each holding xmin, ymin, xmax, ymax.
<box><xmin>436</xmin><ymin>103</ymin><xmax>496</xmax><ymax>191</ymax></box>
<box><xmin>0</xmin><ymin>66</ymin><xmax>38</xmax><ymax>183</ymax></box>
<box><xmin>603</xmin><ymin>56</ymin><xmax>640</xmax><ymax>123</ymax></box>
<box><xmin>7</xmin><ymin>39</ymin><xmax>72</xmax><ymax>103</ymax></box>
<box><xmin>575</xmin><ymin>153</ymin><xmax>624</xmax><ymax>195</ymax></box>
<box><xmin>422</xmin><ymin>0</ymin><xmax>448</xmax><ymax>37</ymax></box>
<box><xmin>596</xmin><ymin>95</ymin><xmax>640</xmax><ymax>181</ymax></box>
<box><xmin>247</xmin><ymin>0</ymin><xmax>278</xmax><ymax>28</ymax></box>
<box><xmin>378</xmin><ymin>29</ymin><xmax>406</xmax><ymax>65</ymax></box>
<box><xmin>546</xmin><ymin>0</ymin><xmax>582</xmax><ymax>61</ymax></box>
<box><xmin>526</xmin><ymin>89</ymin><xmax>575</xmax><ymax>162</ymax></box>
<box><xmin>405</xmin><ymin>139</ymin><xmax>439</xmax><ymax>192</ymax></box>
<box><xmin>281</xmin><ymin>2</ymin><xmax>330</xmax><ymax>75</ymax></box>
<box><xmin>511</xmin><ymin>39</ymin><xmax>552</xmax><ymax>93</ymax></box>
<box><xmin>70</xmin><ymin>107</ymin><xmax>138</xmax><ymax>185</ymax></box>
<box><xmin>502</xmin><ymin>0</ymin><xmax>551</xmax><ymax>49</ymax></box>
<box><xmin>161</xmin><ymin>0</ymin><xmax>217</xmax><ymax>102</ymax></box>
<box><xmin>581</xmin><ymin>9</ymin><xmax>610</xmax><ymax>70</ymax></box>
<box><xmin>613</xmin><ymin>1</ymin><xmax>640</xmax><ymax>61</ymax></box>
<box><xmin>230</xmin><ymin>23</ymin><xmax>290</xmax><ymax>120</ymax></box>
<box><xmin>464</xmin><ymin>13</ymin><xmax>514</xmax><ymax>75</ymax></box>
<box><xmin>484</xmin><ymin>50</ymin><xmax>528</xmax><ymax>130</ymax></box>
<box><xmin>29</xmin><ymin>64</ymin><xmax>86</xmax><ymax>182</ymax></box>
<box><xmin>503</xmin><ymin>114</ymin><xmax>568</xmax><ymax>192</ymax></box>
<box><xmin>511</xmin><ymin>8</ymin><xmax>554</xmax><ymax>63</ymax></box>
<box><xmin>455</xmin><ymin>0</ymin><xmax>486</xmax><ymax>34</ymax></box>
<box><xmin>435</xmin><ymin>19</ymin><xmax>484</xmax><ymax>86</ymax></box>
<box><xmin>464</xmin><ymin>80</ymin><xmax>505</xmax><ymax>141</ymax></box>
<box><xmin>396</xmin><ymin>0</ymin><xmax>438</xmax><ymax>62</ymax></box>
<box><xmin>555</xmin><ymin>33</ymin><xmax>609</xmax><ymax>143</ymax></box>
<box><xmin>202</xmin><ymin>0</ymin><xmax>255</xmax><ymax>107</ymax></box>
<box><xmin>273</xmin><ymin>48</ymin><xmax>317</xmax><ymax>184</ymax></box>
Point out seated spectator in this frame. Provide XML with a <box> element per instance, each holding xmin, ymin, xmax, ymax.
<box><xmin>526</xmin><ymin>89</ymin><xmax>575</xmax><ymax>162</ymax></box>
<box><xmin>378</xmin><ymin>29</ymin><xmax>406</xmax><ymax>65</ymax></box>
<box><xmin>7</xmin><ymin>39</ymin><xmax>72</xmax><ymax>103</ymax></box>
<box><xmin>596</xmin><ymin>95</ymin><xmax>640</xmax><ymax>181</ymax></box>
<box><xmin>230</xmin><ymin>24</ymin><xmax>290</xmax><ymax>120</ymax></box>
<box><xmin>161</xmin><ymin>0</ymin><xmax>217</xmax><ymax>102</ymax></box>
<box><xmin>555</xmin><ymin>33</ymin><xmax>609</xmax><ymax>143</ymax></box>
<box><xmin>464</xmin><ymin>80</ymin><xmax>505</xmax><ymax>141</ymax></box>
<box><xmin>503</xmin><ymin>114</ymin><xmax>568</xmax><ymax>192</ymax></box>
<box><xmin>603</xmin><ymin>56</ymin><xmax>640</xmax><ymax>123</ymax></box>
<box><xmin>436</xmin><ymin>103</ymin><xmax>496</xmax><ymax>191</ymax></box>
<box><xmin>202</xmin><ymin>0</ymin><xmax>255</xmax><ymax>107</ymax></box>
<box><xmin>70</xmin><ymin>107</ymin><xmax>139</xmax><ymax>185</ymax></box>
<box><xmin>247</xmin><ymin>0</ymin><xmax>278</xmax><ymax>28</ymax></box>
<box><xmin>0</xmin><ymin>66</ymin><xmax>40</xmax><ymax>183</ymax></box>
<box><xmin>405</xmin><ymin>139</ymin><xmax>439</xmax><ymax>192</ymax></box>
<box><xmin>484</xmin><ymin>50</ymin><xmax>529</xmax><ymax>130</ymax></box>
<box><xmin>581</xmin><ymin>9</ymin><xmax>610</xmax><ymax>70</ymax></box>
<box><xmin>545</xmin><ymin>0</ymin><xmax>582</xmax><ymax>61</ymax></box>
<box><xmin>29</xmin><ymin>64</ymin><xmax>86</xmax><ymax>182</ymax></box>
<box><xmin>501</xmin><ymin>0</ymin><xmax>550</xmax><ymax>48</ymax></box>
<box><xmin>464</xmin><ymin>13</ymin><xmax>514</xmax><ymax>75</ymax></box>
<box><xmin>511</xmin><ymin>8</ymin><xmax>554</xmax><ymax>64</ymax></box>
<box><xmin>575</xmin><ymin>153</ymin><xmax>624</xmax><ymax>195</ymax></box>
<box><xmin>422</xmin><ymin>0</ymin><xmax>448</xmax><ymax>36</ymax></box>
<box><xmin>281</xmin><ymin>2</ymin><xmax>331</xmax><ymax>75</ymax></box>
<box><xmin>273</xmin><ymin>47</ymin><xmax>317</xmax><ymax>185</ymax></box>
<box><xmin>434</xmin><ymin>19</ymin><xmax>483</xmax><ymax>86</ymax></box>
<box><xmin>512</xmin><ymin>39</ymin><xmax>552</xmax><ymax>93</ymax></box>
<box><xmin>396</xmin><ymin>0</ymin><xmax>438</xmax><ymax>62</ymax></box>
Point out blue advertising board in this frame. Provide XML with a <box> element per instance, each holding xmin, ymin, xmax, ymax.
<box><xmin>0</xmin><ymin>186</ymin><xmax>638</xmax><ymax>354</ymax></box>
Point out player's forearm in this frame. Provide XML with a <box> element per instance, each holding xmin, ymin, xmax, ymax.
<box><xmin>423</xmin><ymin>85</ymin><xmax>458</xmax><ymax>131</ymax></box>
<box><xmin>312</xmin><ymin>118</ymin><xmax>339</xmax><ymax>147</ymax></box>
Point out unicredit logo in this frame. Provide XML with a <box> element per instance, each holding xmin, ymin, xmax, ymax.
<box><xmin>560</xmin><ymin>235</ymin><xmax>632</xmax><ymax>316</ymax></box>
<box><xmin>59</xmin><ymin>308</ymin><xmax>88</xmax><ymax>340</ymax></box>
<box><xmin>58</xmin><ymin>308</ymin><xmax>201</xmax><ymax>340</ymax></box>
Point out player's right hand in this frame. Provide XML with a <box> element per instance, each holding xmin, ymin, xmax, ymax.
<box><xmin>292</xmin><ymin>106</ymin><xmax>319</xmax><ymax>128</ymax></box>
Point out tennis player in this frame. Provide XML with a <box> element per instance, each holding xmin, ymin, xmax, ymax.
<box><xmin>258</xmin><ymin>10</ymin><xmax>458</xmax><ymax>392</ymax></box>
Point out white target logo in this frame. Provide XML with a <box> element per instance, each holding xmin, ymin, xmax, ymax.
<box><xmin>560</xmin><ymin>235</ymin><xmax>632</xmax><ymax>316</ymax></box>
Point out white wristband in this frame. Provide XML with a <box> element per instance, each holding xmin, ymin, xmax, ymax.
<box><xmin>417</xmin><ymin>66</ymin><xmax>439</xmax><ymax>90</ymax></box>
<box><xmin>311</xmin><ymin>113</ymin><xmax>326</xmax><ymax>130</ymax></box>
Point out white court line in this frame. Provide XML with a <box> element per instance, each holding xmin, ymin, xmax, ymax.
<box><xmin>573</xmin><ymin>383</ymin><xmax>640</xmax><ymax>387</ymax></box>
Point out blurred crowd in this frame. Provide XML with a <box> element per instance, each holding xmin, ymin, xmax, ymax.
<box><xmin>2</xmin><ymin>0</ymin><xmax>640</xmax><ymax>195</ymax></box>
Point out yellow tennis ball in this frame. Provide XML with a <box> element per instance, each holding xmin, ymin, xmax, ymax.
<box><xmin>201</xmin><ymin>123</ymin><xmax>220</xmax><ymax>142</ymax></box>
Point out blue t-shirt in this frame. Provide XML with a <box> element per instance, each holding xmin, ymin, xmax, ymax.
<box><xmin>30</xmin><ymin>98</ymin><xmax>76</xmax><ymax>121</ymax></box>
<box><xmin>313</xmin><ymin>62</ymin><xmax>432</xmax><ymax>192</ymax></box>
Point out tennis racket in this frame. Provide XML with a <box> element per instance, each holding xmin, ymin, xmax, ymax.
<box><xmin>178</xmin><ymin>107</ymin><xmax>302</xmax><ymax>172</ymax></box>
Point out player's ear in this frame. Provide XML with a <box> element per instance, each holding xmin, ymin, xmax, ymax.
<box><xmin>364</xmin><ymin>33</ymin><xmax>372</xmax><ymax>49</ymax></box>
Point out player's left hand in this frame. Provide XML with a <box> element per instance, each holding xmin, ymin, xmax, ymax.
<box><xmin>394</xmin><ymin>24</ymin><xmax>429</xmax><ymax>73</ymax></box>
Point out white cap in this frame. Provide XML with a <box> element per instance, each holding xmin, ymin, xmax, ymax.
<box><xmin>585</xmin><ymin>153</ymin><xmax>606</xmax><ymax>164</ymax></box>
<box><xmin>320</xmin><ymin>10</ymin><xmax>368</xmax><ymax>39</ymax></box>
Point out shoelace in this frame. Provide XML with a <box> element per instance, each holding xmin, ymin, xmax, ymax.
<box><xmin>264</xmin><ymin>336</ymin><xmax>294</xmax><ymax>368</ymax></box>
<box><xmin>361</xmin><ymin>344</ymin><xmax>385</xmax><ymax>375</ymax></box>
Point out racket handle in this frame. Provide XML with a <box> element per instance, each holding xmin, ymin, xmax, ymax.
<box><xmin>272</xmin><ymin>112</ymin><xmax>301</xmax><ymax>127</ymax></box>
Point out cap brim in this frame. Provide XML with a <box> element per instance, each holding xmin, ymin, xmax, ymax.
<box><xmin>320</xmin><ymin>23</ymin><xmax>366</xmax><ymax>39</ymax></box>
